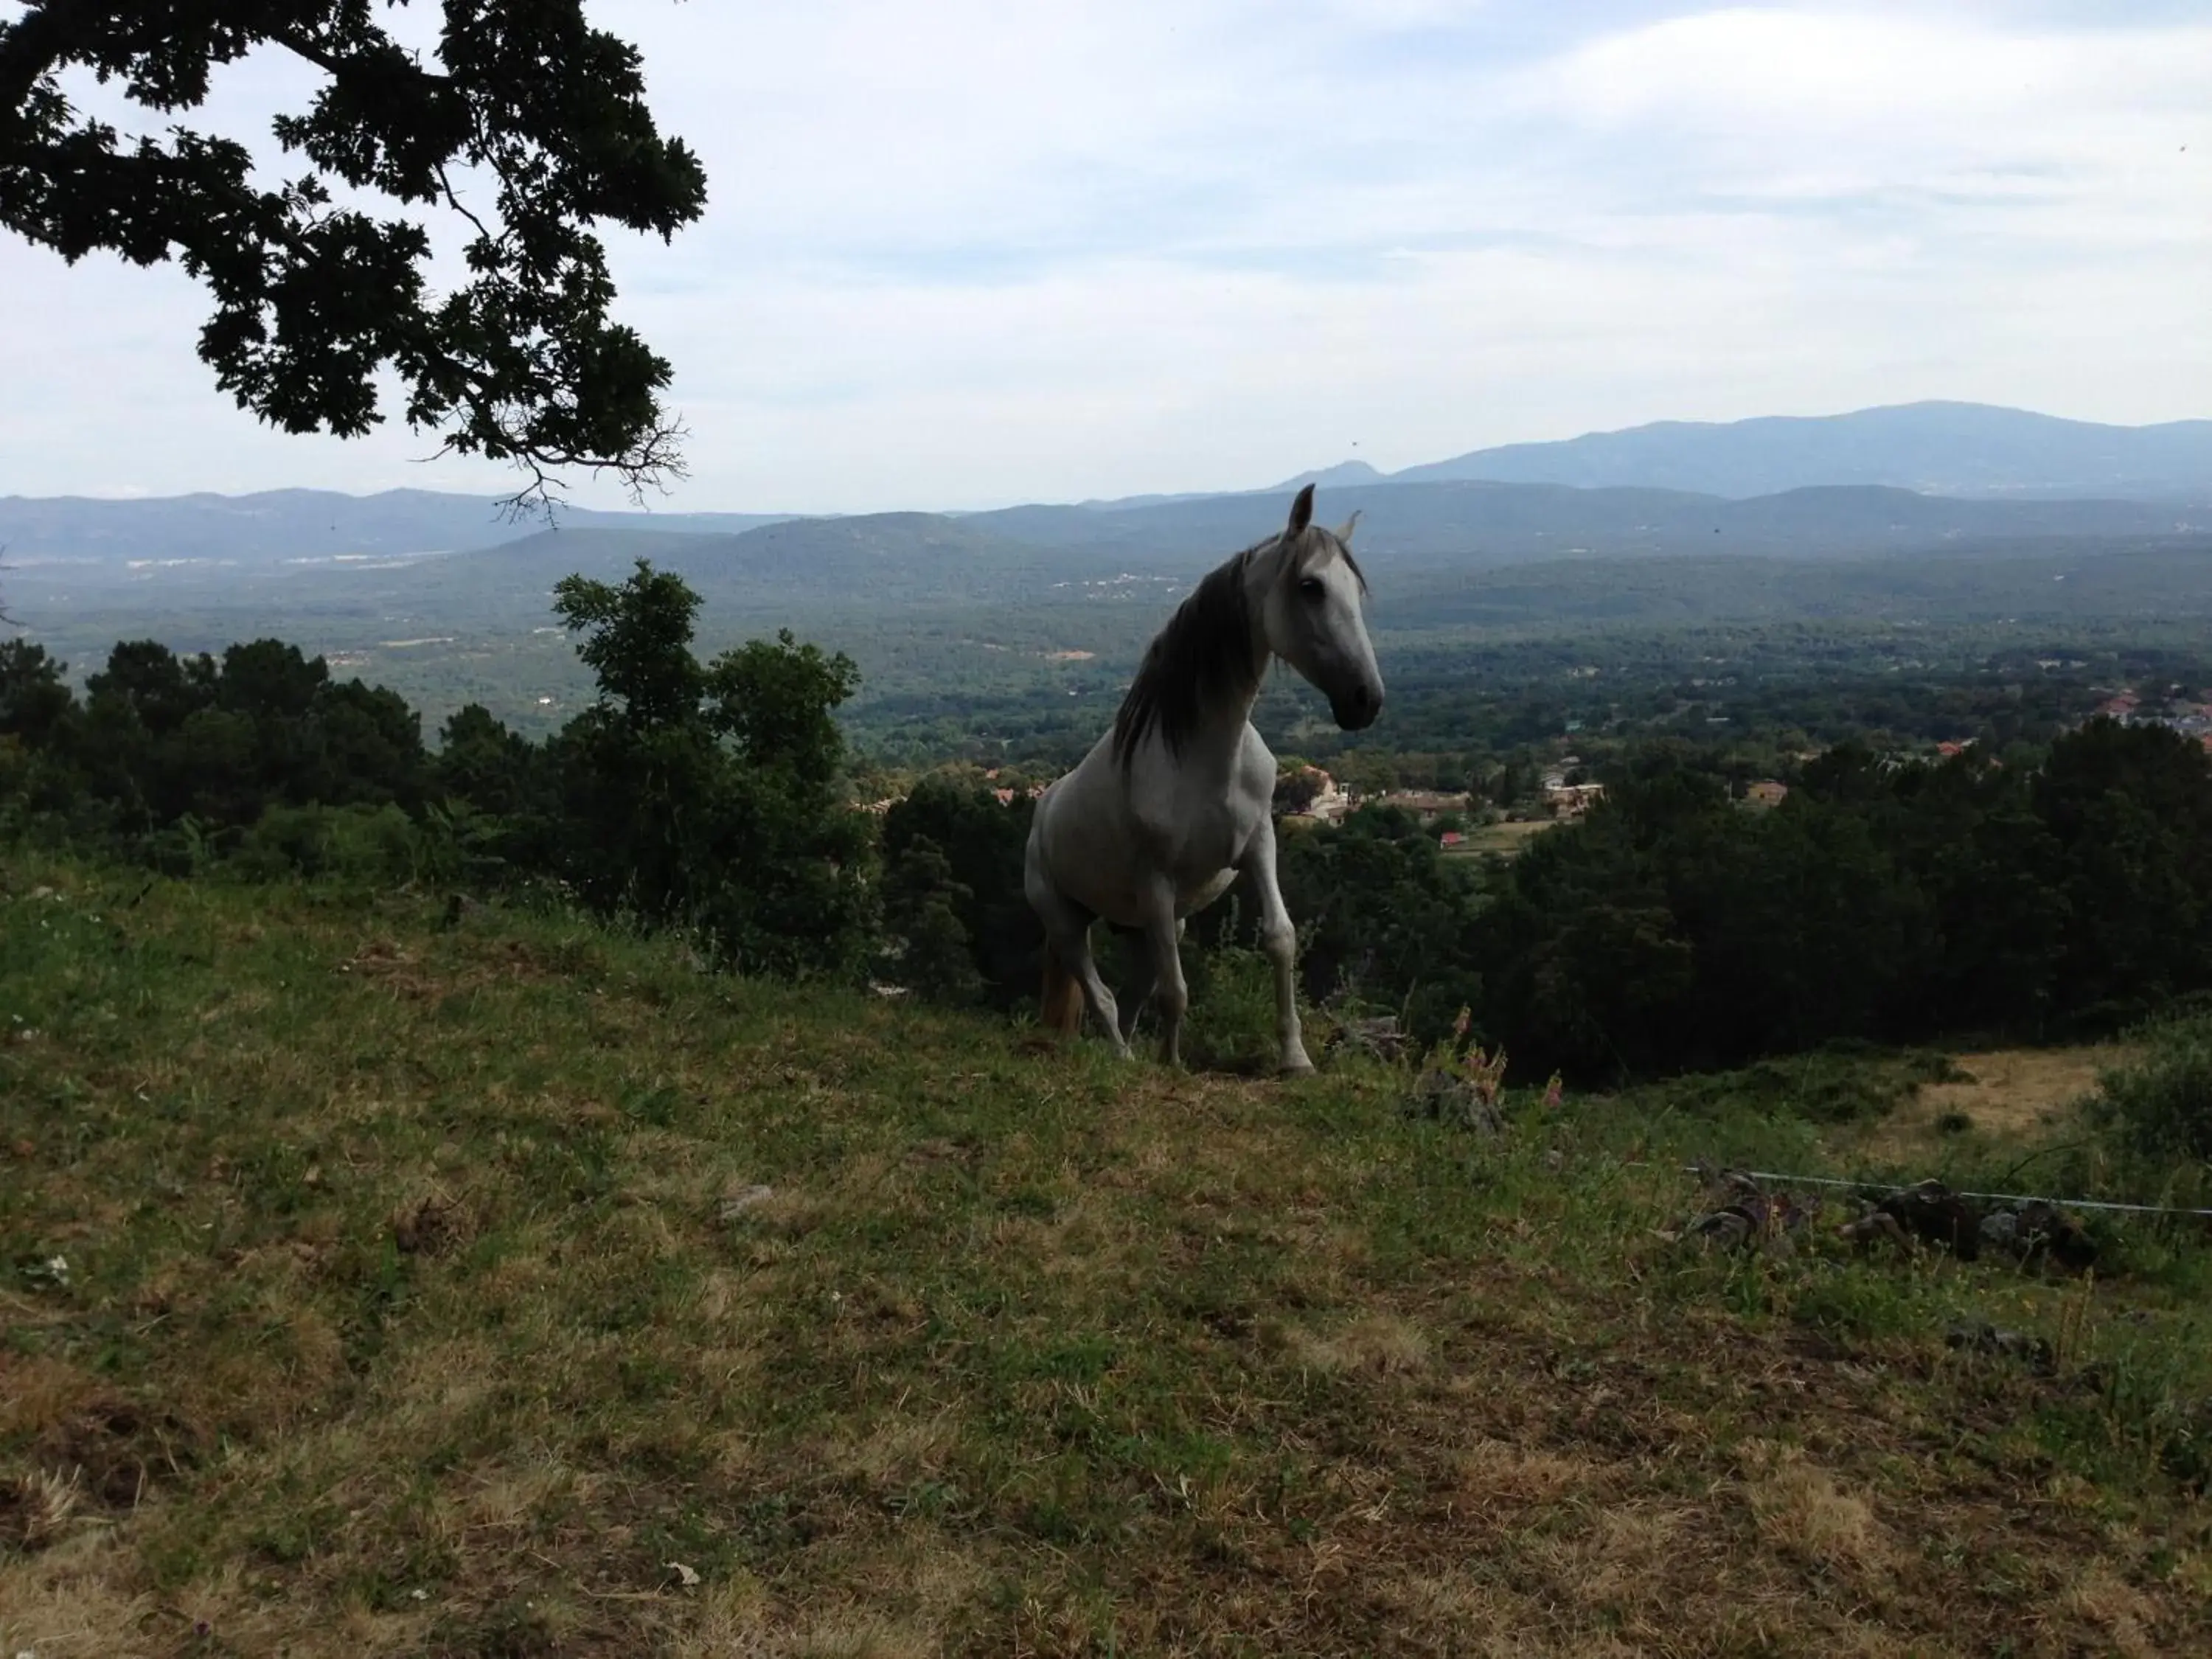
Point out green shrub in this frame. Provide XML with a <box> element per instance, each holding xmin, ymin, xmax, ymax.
<box><xmin>880</xmin><ymin>777</ymin><xmax>1039</xmax><ymax>1009</ymax></box>
<box><xmin>2093</xmin><ymin>1012</ymin><xmax>2212</xmax><ymax>1167</ymax></box>
<box><xmin>880</xmin><ymin>833</ymin><xmax>987</xmax><ymax>1005</ymax></box>
<box><xmin>233</xmin><ymin>803</ymin><xmax>423</xmax><ymax>886</ymax></box>
<box><xmin>1178</xmin><ymin>936</ymin><xmax>1287</xmax><ymax>1075</ymax></box>
<box><xmin>1644</xmin><ymin>1046</ymin><xmax>1962</xmax><ymax>1124</ymax></box>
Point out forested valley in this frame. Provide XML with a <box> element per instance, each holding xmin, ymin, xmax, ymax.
<box><xmin>8</xmin><ymin>557</ymin><xmax>2212</xmax><ymax>1097</ymax></box>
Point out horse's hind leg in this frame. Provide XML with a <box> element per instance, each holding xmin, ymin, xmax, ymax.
<box><xmin>1032</xmin><ymin>886</ymin><xmax>1130</xmax><ymax>1059</ymax></box>
<box><xmin>1065</xmin><ymin>926</ymin><xmax>1132</xmax><ymax>1060</ymax></box>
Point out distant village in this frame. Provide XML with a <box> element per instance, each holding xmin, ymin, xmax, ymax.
<box><xmin>2094</xmin><ymin>686</ymin><xmax>2212</xmax><ymax>750</ymax></box>
<box><xmin>855</xmin><ymin>682</ymin><xmax>2212</xmax><ymax>855</ymax></box>
<box><xmin>1270</xmin><ymin>765</ymin><xmax>1604</xmax><ymax>847</ymax></box>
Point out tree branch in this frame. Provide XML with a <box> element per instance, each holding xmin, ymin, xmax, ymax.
<box><xmin>4</xmin><ymin>3</ymin><xmax>703</xmax><ymax>505</ymax></box>
<box><xmin>265</xmin><ymin>24</ymin><xmax>347</xmax><ymax>80</ymax></box>
<box><xmin>0</xmin><ymin>0</ymin><xmax>97</xmax><ymax>123</ymax></box>
<box><xmin>267</xmin><ymin>21</ymin><xmax>456</xmax><ymax>102</ymax></box>
<box><xmin>435</xmin><ymin>159</ymin><xmax>493</xmax><ymax>243</ymax></box>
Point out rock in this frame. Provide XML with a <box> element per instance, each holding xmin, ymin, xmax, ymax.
<box><xmin>1871</xmin><ymin>1180</ymin><xmax>1982</xmax><ymax>1259</ymax></box>
<box><xmin>2011</xmin><ymin>1200</ymin><xmax>2098</xmax><ymax>1272</ymax></box>
<box><xmin>1686</xmin><ymin>1188</ymin><xmax>1813</xmax><ymax>1254</ymax></box>
<box><xmin>1332</xmin><ymin>1015</ymin><xmax>1408</xmax><ymax>1063</ymax></box>
<box><xmin>1404</xmin><ymin>1069</ymin><xmax>1503</xmax><ymax>1135</ymax></box>
<box><xmin>1975</xmin><ymin>1200</ymin><xmax>2096</xmax><ymax>1271</ymax></box>
<box><xmin>1691</xmin><ymin>1208</ymin><xmax>1756</xmax><ymax>1251</ymax></box>
<box><xmin>1946</xmin><ymin>1319</ymin><xmax>2056</xmax><ymax>1373</ymax></box>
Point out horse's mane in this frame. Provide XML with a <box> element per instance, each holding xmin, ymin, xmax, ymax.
<box><xmin>1111</xmin><ymin>541</ymin><xmax>1264</xmax><ymax>769</ymax></box>
<box><xmin>1110</xmin><ymin>519</ymin><xmax>1368</xmax><ymax>771</ymax></box>
<box><xmin>1105</xmin><ymin>533</ymin><xmax>1271</xmax><ymax>771</ymax></box>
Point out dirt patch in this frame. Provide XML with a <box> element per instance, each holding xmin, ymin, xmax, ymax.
<box><xmin>335</xmin><ymin>938</ymin><xmax>442</xmax><ymax>1001</ymax></box>
<box><xmin>391</xmin><ymin>1189</ymin><xmax>471</xmax><ymax>1256</ymax></box>
<box><xmin>1857</xmin><ymin>1045</ymin><xmax>2130</xmax><ymax>1162</ymax></box>
<box><xmin>29</xmin><ymin>1396</ymin><xmax>201</xmax><ymax>1512</ymax></box>
<box><xmin>340</xmin><ymin>935</ymin><xmax>585</xmax><ymax>1003</ymax></box>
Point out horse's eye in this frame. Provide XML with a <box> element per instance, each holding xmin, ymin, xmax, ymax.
<box><xmin>1298</xmin><ymin>577</ymin><xmax>1325</xmax><ymax>600</ymax></box>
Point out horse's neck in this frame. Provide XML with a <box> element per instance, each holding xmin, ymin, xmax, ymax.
<box><xmin>1181</xmin><ymin>543</ymin><xmax>1279</xmax><ymax>762</ymax></box>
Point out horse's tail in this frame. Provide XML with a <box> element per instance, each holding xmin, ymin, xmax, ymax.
<box><xmin>1040</xmin><ymin>940</ymin><xmax>1084</xmax><ymax>1035</ymax></box>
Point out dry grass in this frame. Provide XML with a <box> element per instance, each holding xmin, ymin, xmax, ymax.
<box><xmin>1281</xmin><ymin>1311</ymin><xmax>1431</xmax><ymax>1377</ymax></box>
<box><xmin>4</xmin><ymin>866</ymin><xmax>2210</xmax><ymax>1656</ymax></box>
<box><xmin>1740</xmin><ymin>1442</ymin><xmax>1896</xmax><ymax>1576</ymax></box>
<box><xmin>1852</xmin><ymin>1044</ymin><xmax>2134</xmax><ymax>1165</ymax></box>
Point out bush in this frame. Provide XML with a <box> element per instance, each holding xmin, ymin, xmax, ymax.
<box><xmin>1634</xmin><ymin>1046</ymin><xmax>1963</xmax><ymax>1125</ymax></box>
<box><xmin>233</xmin><ymin>803</ymin><xmax>425</xmax><ymax>886</ymax></box>
<box><xmin>880</xmin><ymin>834</ymin><xmax>987</xmax><ymax>1005</ymax></box>
<box><xmin>2094</xmin><ymin>1012</ymin><xmax>2212</xmax><ymax>1166</ymax></box>
<box><xmin>880</xmin><ymin>776</ymin><xmax>1040</xmax><ymax>1009</ymax></box>
<box><xmin>546</xmin><ymin>568</ymin><xmax>878</xmax><ymax>981</ymax></box>
<box><xmin>1177</xmin><ymin>937</ymin><xmax>1286</xmax><ymax>1075</ymax></box>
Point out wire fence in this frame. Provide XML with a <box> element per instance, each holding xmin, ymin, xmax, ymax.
<box><xmin>1686</xmin><ymin>1166</ymin><xmax>2212</xmax><ymax>1221</ymax></box>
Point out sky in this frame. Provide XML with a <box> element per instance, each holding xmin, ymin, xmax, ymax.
<box><xmin>1</xmin><ymin>1</ymin><xmax>2205</xmax><ymax>512</ymax></box>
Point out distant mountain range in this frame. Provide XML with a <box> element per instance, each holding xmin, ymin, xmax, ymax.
<box><xmin>12</xmin><ymin>428</ymin><xmax>2212</xmax><ymax>738</ymax></box>
<box><xmin>961</xmin><ymin>481</ymin><xmax>2203</xmax><ymax>571</ymax></box>
<box><xmin>0</xmin><ymin>487</ymin><xmax>787</xmax><ymax>567</ymax></box>
<box><xmin>4</xmin><ymin>404</ymin><xmax>2208</xmax><ymax>605</ymax></box>
<box><xmin>1277</xmin><ymin>402</ymin><xmax>2212</xmax><ymax>502</ymax></box>
<box><xmin>303</xmin><ymin>485</ymin><xmax>2202</xmax><ymax>624</ymax></box>
<box><xmin>9</xmin><ymin>479</ymin><xmax>2206</xmax><ymax>602</ymax></box>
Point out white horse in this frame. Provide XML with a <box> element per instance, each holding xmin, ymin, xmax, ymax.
<box><xmin>1025</xmin><ymin>484</ymin><xmax>1383</xmax><ymax>1072</ymax></box>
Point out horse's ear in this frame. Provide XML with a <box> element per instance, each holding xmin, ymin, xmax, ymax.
<box><xmin>1286</xmin><ymin>484</ymin><xmax>1315</xmax><ymax>540</ymax></box>
<box><xmin>1335</xmin><ymin>509</ymin><xmax>1362</xmax><ymax>543</ymax></box>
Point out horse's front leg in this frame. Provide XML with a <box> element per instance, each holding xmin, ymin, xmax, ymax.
<box><xmin>1111</xmin><ymin>925</ymin><xmax>1158</xmax><ymax>1045</ymax></box>
<box><xmin>1240</xmin><ymin>821</ymin><xmax>1313</xmax><ymax>1075</ymax></box>
<box><xmin>1141</xmin><ymin>893</ymin><xmax>1189</xmax><ymax>1068</ymax></box>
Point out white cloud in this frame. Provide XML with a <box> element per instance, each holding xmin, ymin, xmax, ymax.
<box><xmin>1</xmin><ymin>2</ymin><xmax>2205</xmax><ymax>509</ymax></box>
<box><xmin>1532</xmin><ymin>8</ymin><xmax>2207</xmax><ymax>131</ymax></box>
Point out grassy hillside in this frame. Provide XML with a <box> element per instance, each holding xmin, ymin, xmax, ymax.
<box><xmin>4</xmin><ymin>865</ymin><xmax>2209</xmax><ymax>1655</ymax></box>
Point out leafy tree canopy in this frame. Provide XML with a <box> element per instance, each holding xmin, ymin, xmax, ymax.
<box><xmin>0</xmin><ymin>1</ymin><xmax>706</xmax><ymax>503</ymax></box>
<box><xmin>553</xmin><ymin>560</ymin><xmax>703</xmax><ymax>726</ymax></box>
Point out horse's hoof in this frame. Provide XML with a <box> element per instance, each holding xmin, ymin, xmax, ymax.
<box><xmin>1280</xmin><ymin>1057</ymin><xmax>1317</xmax><ymax>1078</ymax></box>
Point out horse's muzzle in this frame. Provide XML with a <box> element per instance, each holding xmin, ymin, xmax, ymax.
<box><xmin>1332</xmin><ymin>681</ymin><xmax>1383</xmax><ymax>730</ymax></box>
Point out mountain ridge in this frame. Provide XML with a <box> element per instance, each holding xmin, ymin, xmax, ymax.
<box><xmin>6</xmin><ymin>404</ymin><xmax>2206</xmax><ymax>578</ymax></box>
<box><xmin>0</xmin><ymin>487</ymin><xmax>791</xmax><ymax>565</ymax></box>
<box><xmin>1372</xmin><ymin>400</ymin><xmax>2212</xmax><ymax>501</ymax></box>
